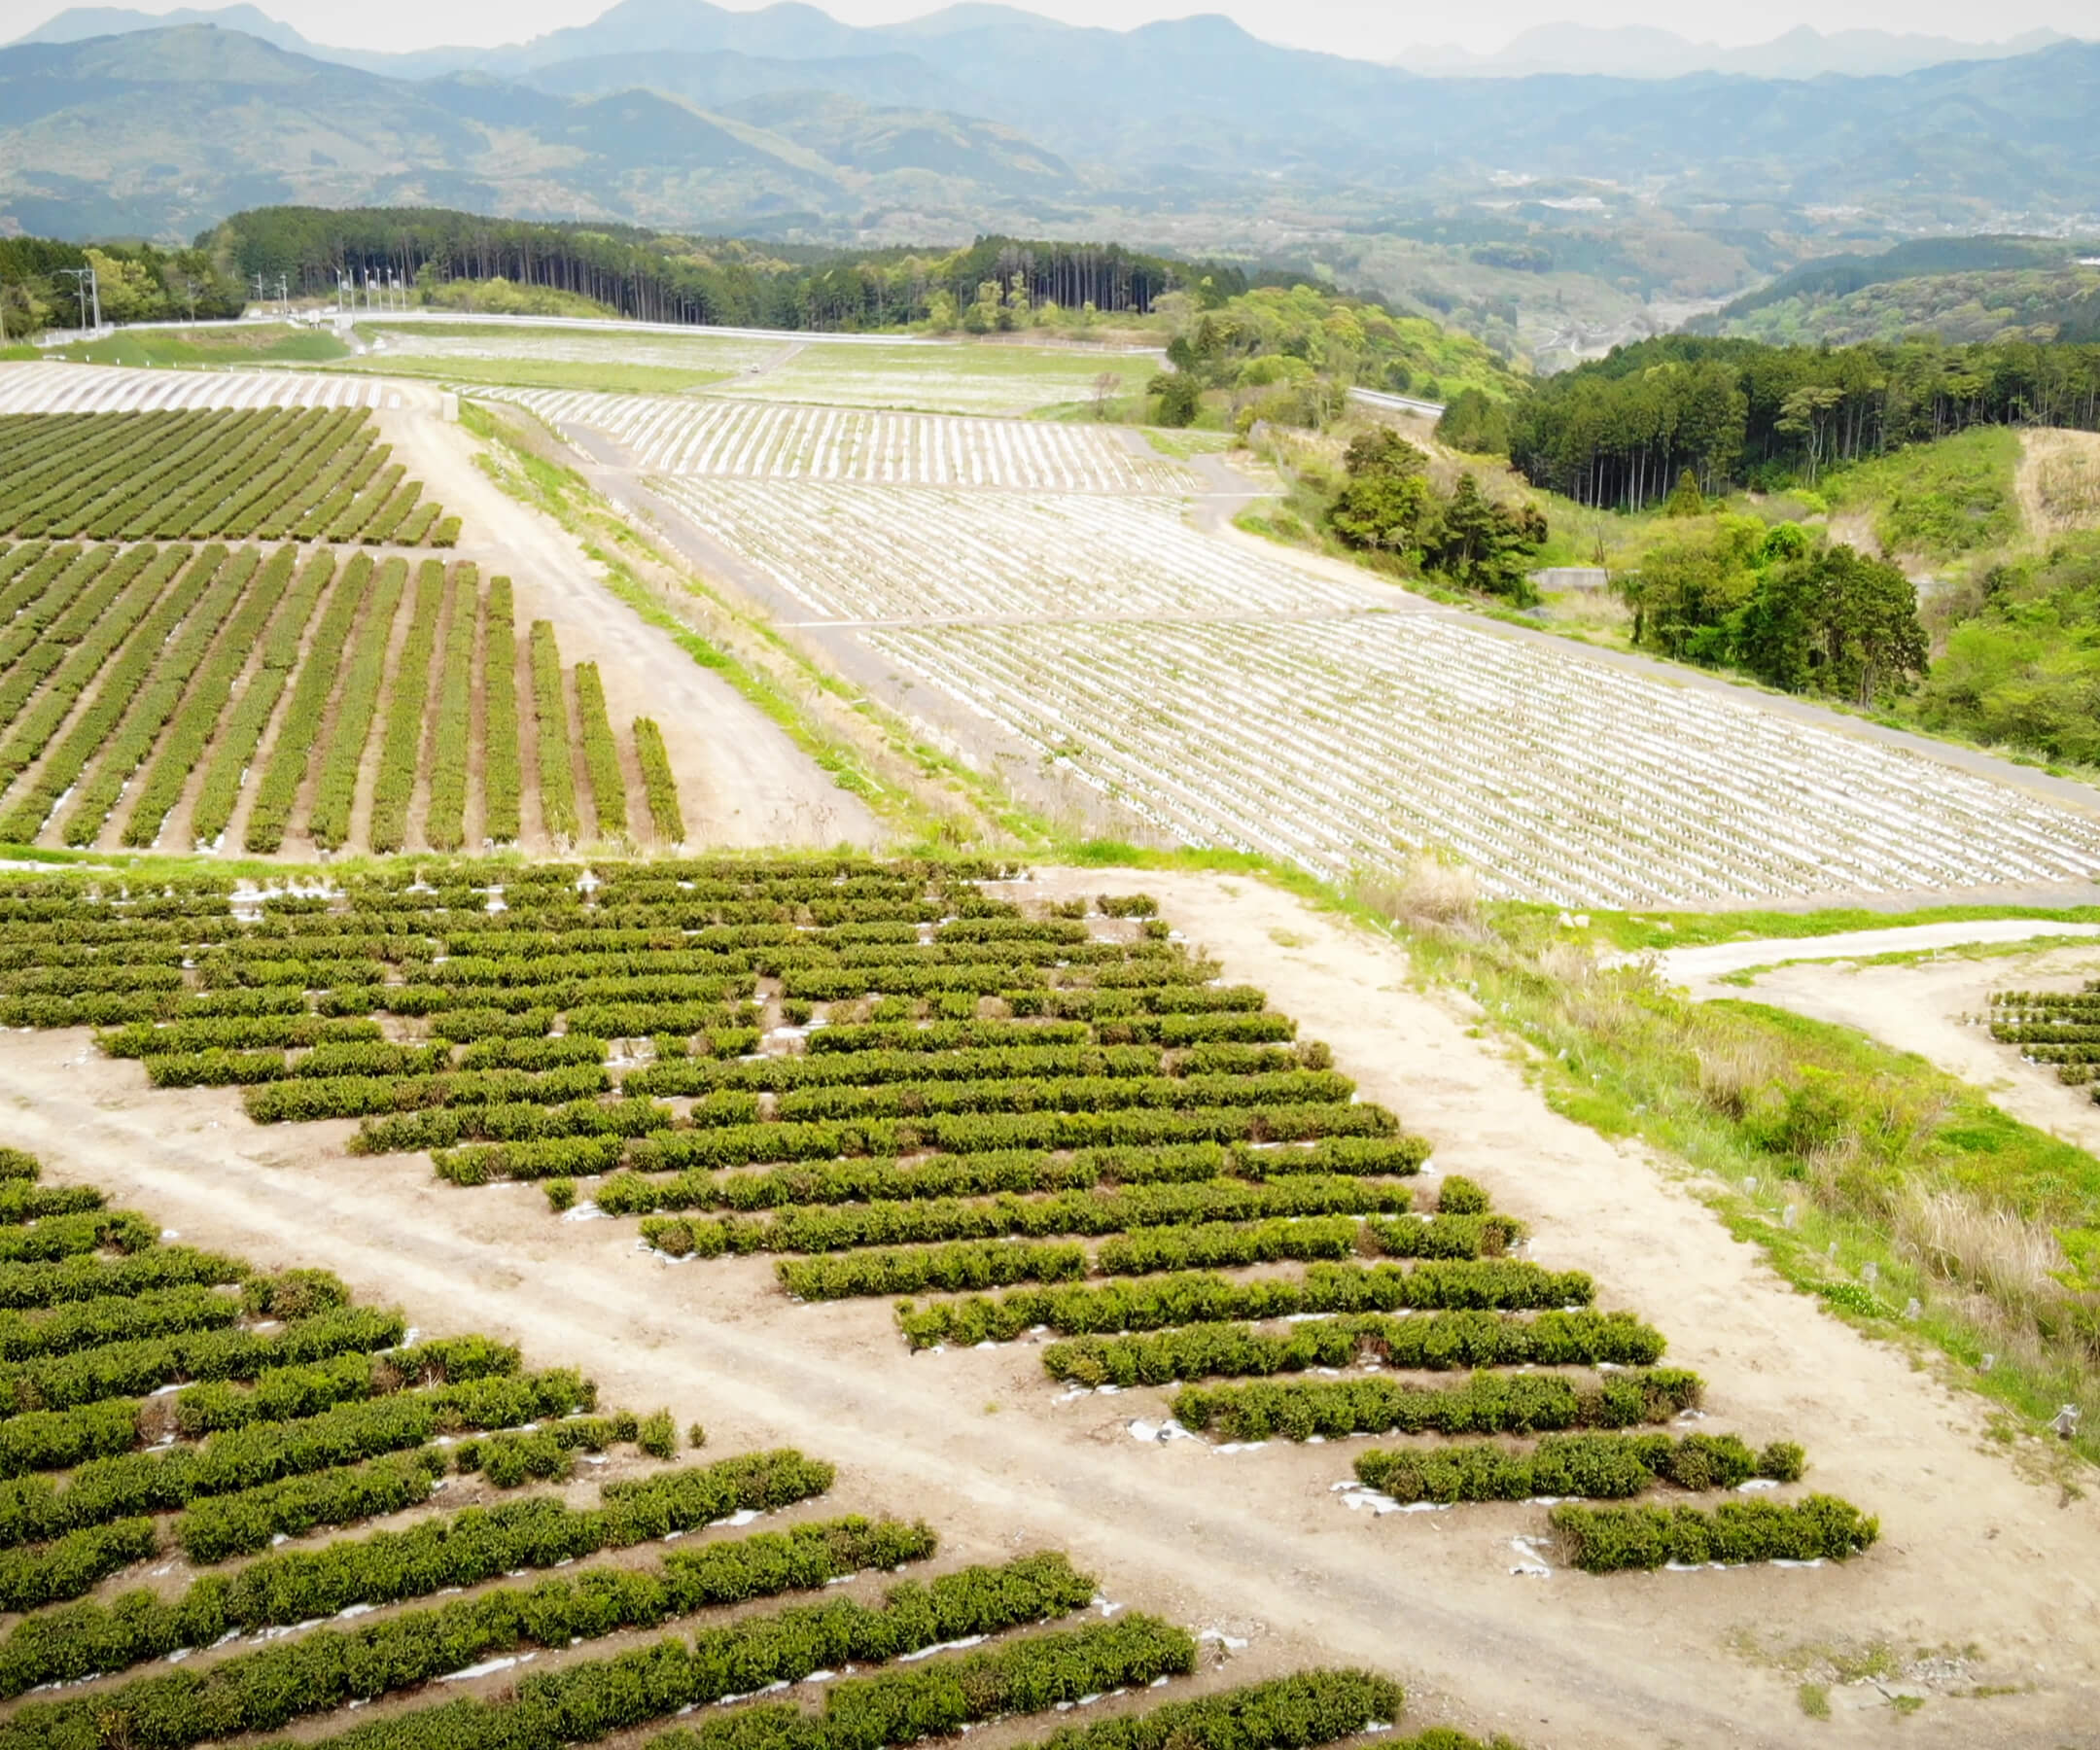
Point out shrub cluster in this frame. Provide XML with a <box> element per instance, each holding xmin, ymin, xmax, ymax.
<box><xmin>531</xmin><ymin>619</ymin><xmax>579</xmax><ymax>843</ymax></box>
<box><xmin>482</xmin><ymin>577</ymin><xmax>522</xmax><ymax>843</ymax></box>
<box><xmin>368</xmin><ymin>559</ymin><xmax>448</xmax><ymax>854</ymax></box>
<box><xmin>888</xmin><ymin>1259</ymin><xmax>1592</xmax><ymax>1345</ymax></box>
<box><xmin>634</xmin><ymin>718</ymin><xmax>684</xmax><ymax>843</ymax></box>
<box><xmin>1041</xmin><ymin>1310</ymin><xmax>1666</xmax><ymax>1386</ymax></box>
<box><xmin>242</xmin><ymin>552</ymin><xmax>374</xmax><ymax>851</ymax></box>
<box><xmin>121</xmin><ymin>544</ymin><xmax>301</xmax><ymax>848</ymax></box>
<box><xmin>1353</xmin><ymin>1432</ymin><xmax>1806</xmax><ymax>1503</ymax></box>
<box><xmin>0</xmin><ymin>1367</ymin><xmax>592</xmax><ymax>1550</ymax></box>
<box><xmin>0</xmin><ymin>1447</ymin><xmax>835</xmax><ymax>1694</ymax></box>
<box><xmin>1550</xmin><ymin>1494</ymin><xmax>1879</xmax><ymax>1572</ymax></box>
<box><xmin>1172</xmin><ymin>1368</ymin><xmax>1704</xmax><ymax>1442</ymax></box>
<box><xmin>309</xmin><ymin>558</ymin><xmax>412</xmax><ymax>850</ymax></box>
<box><xmin>250</xmin><ymin>1555</ymin><xmax>1130</xmax><ymax>1750</ymax></box>
<box><xmin>575</xmin><ymin>661</ymin><xmax>629</xmax><ymax>836</ymax></box>
<box><xmin>0</xmin><ymin>1517</ymin><xmax>937</xmax><ymax>1747</ymax></box>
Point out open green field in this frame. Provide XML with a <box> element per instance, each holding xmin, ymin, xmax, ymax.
<box><xmin>347</xmin><ymin>320</ymin><xmax>1160</xmax><ymax>416</ymax></box>
<box><xmin>55</xmin><ymin>324</ymin><xmax>351</xmax><ymax>368</ymax></box>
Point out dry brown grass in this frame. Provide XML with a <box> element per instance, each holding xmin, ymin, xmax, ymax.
<box><xmin>1696</xmin><ymin>1036</ymin><xmax>1783</xmax><ymax>1121</ymax></box>
<box><xmin>1899</xmin><ymin>1187</ymin><xmax>2072</xmax><ymax>1314</ymax></box>
<box><xmin>2017</xmin><ymin>429</ymin><xmax>2100</xmax><ymax>537</ymax></box>
<box><xmin>1356</xmin><ymin>854</ymin><xmax>1484</xmax><ymax>937</ymax></box>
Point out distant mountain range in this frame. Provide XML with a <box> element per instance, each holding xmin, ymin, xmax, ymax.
<box><xmin>1397</xmin><ymin>21</ymin><xmax>2077</xmax><ymax>80</ymax></box>
<box><xmin>16</xmin><ymin>5</ymin><xmax>2083</xmax><ymax>84</ymax></box>
<box><xmin>2</xmin><ymin>4</ymin><xmax>2098</xmax><ymax>250</ymax></box>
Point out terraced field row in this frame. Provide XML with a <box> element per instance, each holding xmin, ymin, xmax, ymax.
<box><xmin>0</xmin><ymin>361</ymin><xmax>440</xmax><ymax>414</ymax></box>
<box><xmin>0</xmin><ymin>409</ymin><xmax>457</xmax><ymax>545</ymax></box>
<box><xmin>863</xmin><ymin>616</ymin><xmax>2100</xmax><ymax>905</ymax></box>
<box><xmin>651</xmin><ymin>477</ymin><xmax>1377</xmax><ymax>622</ymax></box>
<box><xmin>1990</xmin><ymin>978</ymin><xmax>2100</xmax><ymax>1089</ymax></box>
<box><xmin>0</xmin><ymin>544</ymin><xmax>680</xmax><ymax>854</ymax></box>
<box><xmin>0</xmin><ymin>861</ymin><xmax>1878</xmax><ymax>1578</ymax></box>
<box><xmin>493</xmin><ymin>388</ymin><xmax>1193</xmax><ymax>494</ymax></box>
<box><xmin>0</xmin><ymin>1144</ymin><xmax>1444</xmax><ymax>1750</ymax></box>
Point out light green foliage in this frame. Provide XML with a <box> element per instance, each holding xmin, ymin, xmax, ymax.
<box><xmin>1914</xmin><ymin>532</ymin><xmax>2100</xmax><ymax>764</ymax></box>
<box><xmin>1824</xmin><ymin>426</ymin><xmax>2019</xmax><ymax>561</ymax></box>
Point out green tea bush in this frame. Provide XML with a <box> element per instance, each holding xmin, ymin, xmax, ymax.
<box><xmin>1042</xmin><ymin>1311</ymin><xmax>1665</xmax><ymax>1386</ymax></box>
<box><xmin>1550</xmin><ymin>1493</ymin><xmax>1879</xmax><ymax>1572</ymax></box>
<box><xmin>1172</xmin><ymin>1368</ymin><xmax>1703</xmax><ymax>1442</ymax></box>
<box><xmin>1353</xmin><ymin>1432</ymin><xmax>1804</xmax><ymax>1503</ymax></box>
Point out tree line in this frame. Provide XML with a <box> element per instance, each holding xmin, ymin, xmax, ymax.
<box><xmin>0</xmin><ymin>238</ymin><xmax>240</xmax><ymax>338</ymax></box>
<box><xmin>1503</xmin><ymin>335</ymin><xmax>2100</xmax><ymax>508</ymax></box>
<box><xmin>202</xmin><ymin>209</ymin><xmax>1229</xmax><ymax>332</ymax></box>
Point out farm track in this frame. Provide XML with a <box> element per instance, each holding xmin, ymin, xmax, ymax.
<box><xmin>0</xmin><ymin>868</ymin><xmax>2094</xmax><ymax>1748</ymax></box>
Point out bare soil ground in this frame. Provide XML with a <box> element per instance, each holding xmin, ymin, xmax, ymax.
<box><xmin>380</xmin><ymin>410</ymin><xmax>883</xmax><ymax>851</ymax></box>
<box><xmin>1713</xmin><ymin>942</ymin><xmax>2100</xmax><ymax>1159</ymax></box>
<box><xmin>4</xmin><ymin>871</ymin><xmax>2096</xmax><ymax>1746</ymax></box>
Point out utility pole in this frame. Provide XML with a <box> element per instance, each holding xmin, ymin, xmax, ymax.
<box><xmin>277</xmin><ymin>273</ymin><xmax>289</xmax><ymax>317</ymax></box>
<box><xmin>252</xmin><ymin>271</ymin><xmax>266</xmax><ymax>314</ymax></box>
<box><xmin>58</xmin><ymin>266</ymin><xmax>92</xmax><ymax>335</ymax></box>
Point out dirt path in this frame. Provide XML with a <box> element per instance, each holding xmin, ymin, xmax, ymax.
<box><xmin>1633</xmin><ymin>920</ymin><xmax>2100</xmax><ymax>982</ymax></box>
<box><xmin>380</xmin><ymin>411</ymin><xmax>882</xmax><ymax>851</ymax></box>
<box><xmin>5</xmin><ymin>872</ymin><xmax>2097</xmax><ymax>1745</ymax></box>
<box><xmin>1714</xmin><ymin>943</ymin><xmax>2100</xmax><ymax>1158</ymax></box>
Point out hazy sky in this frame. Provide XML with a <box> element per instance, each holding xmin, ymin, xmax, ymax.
<box><xmin>9</xmin><ymin>0</ymin><xmax>2093</xmax><ymax>56</ymax></box>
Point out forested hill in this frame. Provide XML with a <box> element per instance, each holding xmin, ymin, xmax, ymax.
<box><xmin>1505</xmin><ymin>336</ymin><xmax>2100</xmax><ymax>509</ymax></box>
<box><xmin>204</xmin><ymin>209</ymin><xmax>1209</xmax><ymax>330</ymax></box>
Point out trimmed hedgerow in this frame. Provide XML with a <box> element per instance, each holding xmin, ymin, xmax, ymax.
<box><xmin>1550</xmin><ymin>1493</ymin><xmax>1879</xmax><ymax>1573</ymax></box>
<box><xmin>252</xmin><ymin>1553</ymin><xmax>1123</xmax><ymax>1750</ymax></box>
<box><xmin>1016</xmin><ymin>1670</ymin><xmax>1428</xmax><ymax>1750</ymax></box>
<box><xmin>0</xmin><ymin>1517</ymin><xmax>937</xmax><ymax>1744</ymax></box>
<box><xmin>1041</xmin><ymin>1311</ymin><xmax>1666</xmax><ymax>1386</ymax></box>
<box><xmin>575</xmin><ymin>661</ymin><xmax>628</xmax><ymax>836</ymax></box>
<box><xmin>1353</xmin><ymin>1432</ymin><xmax>1806</xmax><ymax>1504</ymax></box>
<box><xmin>888</xmin><ymin>1261</ymin><xmax>1596</xmax><ymax>1339</ymax></box>
<box><xmin>778</xmin><ymin>1242</ymin><xmax>1089</xmax><ymax>1300</ymax></box>
<box><xmin>423</xmin><ymin>566</ymin><xmax>478</xmax><ymax>852</ymax></box>
<box><xmin>635</xmin><ymin>1175</ymin><xmax>1415</xmax><ymax>1259</ymax></box>
<box><xmin>481</xmin><ymin>577</ymin><xmax>521</xmax><ymax>843</ymax></box>
<box><xmin>0</xmin><ymin>1518</ymin><xmax>159</xmax><ymax>1614</ymax></box>
<box><xmin>530</xmin><ymin>619</ymin><xmax>578</xmax><ymax>843</ymax></box>
<box><xmin>0</xmin><ymin>1367</ymin><xmax>593</xmax><ymax>1550</ymax></box>
<box><xmin>308</xmin><ymin>557</ymin><xmax>410</xmax><ymax>851</ymax></box>
<box><xmin>239</xmin><ymin>550</ymin><xmax>372</xmax><ymax>851</ymax></box>
<box><xmin>1172</xmin><ymin>1368</ymin><xmax>1704</xmax><ymax>1443</ymax></box>
<box><xmin>368</xmin><ymin>558</ymin><xmax>447</xmax><ymax>854</ymax></box>
<box><xmin>634</xmin><ymin>718</ymin><xmax>683</xmax><ymax>844</ymax></box>
<box><xmin>0</xmin><ymin>1447</ymin><xmax>836</xmax><ymax>1695</ymax></box>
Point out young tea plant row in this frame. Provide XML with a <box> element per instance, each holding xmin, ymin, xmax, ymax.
<box><xmin>0</xmin><ymin>542</ymin><xmax>679</xmax><ymax>853</ymax></box>
<box><xmin>0</xmin><ymin>863</ymin><xmax>1878</xmax><ymax>1580</ymax></box>
<box><xmin>1989</xmin><ymin>980</ymin><xmax>2100</xmax><ymax>1090</ymax></box>
<box><xmin>0</xmin><ymin>1134</ymin><xmax>1484</xmax><ymax>1749</ymax></box>
<box><xmin>0</xmin><ymin>411</ymin><xmax>458</xmax><ymax>545</ymax></box>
